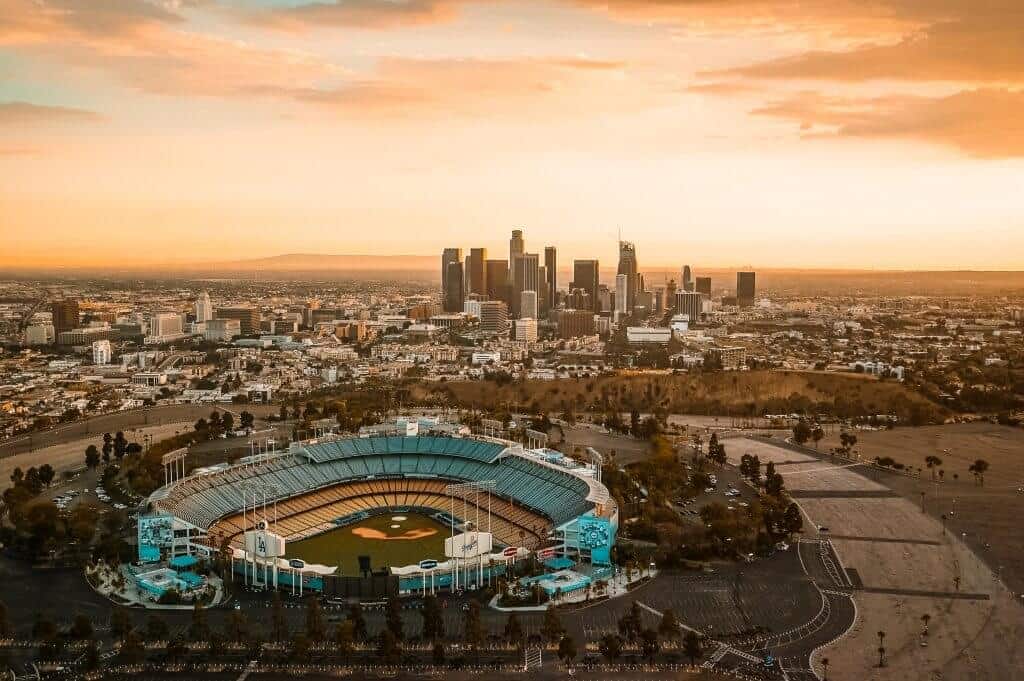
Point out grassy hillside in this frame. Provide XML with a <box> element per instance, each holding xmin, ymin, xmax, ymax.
<box><xmin>411</xmin><ymin>371</ymin><xmax>946</xmax><ymax>423</ymax></box>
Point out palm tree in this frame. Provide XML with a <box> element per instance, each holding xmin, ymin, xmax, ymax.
<box><xmin>821</xmin><ymin>656</ymin><xmax>830</xmax><ymax>680</ymax></box>
<box><xmin>877</xmin><ymin>630</ymin><xmax>886</xmax><ymax>667</ymax></box>
<box><xmin>921</xmin><ymin>613</ymin><xmax>931</xmax><ymax>636</ymax></box>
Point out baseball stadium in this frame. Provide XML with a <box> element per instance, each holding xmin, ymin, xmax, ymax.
<box><xmin>139</xmin><ymin>419</ymin><xmax>618</xmax><ymax>599</ymax></box>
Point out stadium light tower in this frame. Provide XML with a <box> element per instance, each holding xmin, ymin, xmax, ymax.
<box><xmin>445</xmin><ymin>480</ymin><xmax>497</xmax><ymax>590</ymax></box>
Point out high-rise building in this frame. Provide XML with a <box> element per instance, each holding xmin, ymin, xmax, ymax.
<box><xmin>514</xmin><ymin>317</ymin><xmax>538</xmax><ymax>343</ymax></box>
<box><xmin>92</xmin><ymin>339</ymin><xmax>112</xmax><ymax>365</ymax></box>
<box><xmin>676</xmin><ymin>291</ymin><xmax>704</xmax><ymax>323</ymax></box>
<box><xmin>614</xmin><ymin>273</ymin><xmax>628</xmax><ymax>323</ymax></box>
<box><xmin>51</xmin><ymin>300</ymin><xmax>80</xmax><ymax>335</ymax></box>
<box><xmin>444</xmin><ymin>261</ymin><xmax>465</xmax><ymax>313</ymax></box>
<box><xmin>509</xmin><ymin>229</ymin><xmax>524</xmax><ymax>263</ymax></box>
<box><xmin>696</xmin><ymin>276</ymin><xmax>712</xmax><ymax>296</ymax></box>
<box><xmin>682</xmin><ymin>265</ymin><xmax>694</xmax><ymax>292</ymax></box>
<box><xmin>216</xmin><ymin>306</ymin><xmax>260</xmax><ymax>335</ymax></box>
<box><xmin>617</xmin><ymin>242</ymin><xmax>638</xmax><ymax>312</ymax></box>
<box><xmin>557</xmin><ymin>309</ymin><xmax>595</xmax><ymax>339</ymax></box>
<box><xmin>441</xmin><ymin>248</ymin><xmax>463</xmax><ymax>310</ymax></box>
<box><xmin>24</xmin><ymin>323</ymin><xmax>54</xmax><ymax>346</ymax></box>
<box><xmin>544</xmin><ymin>246</ymin><xmax>557</xmax><ymax>310</ymax></box>
<box><xmin>151</xmin><ymin>312</ymin><xmax>184</xmax><ymax>337</ymax></box>
<box><xmin>467</xmin><ymin>248</ymin><xmax>488</xmax><ymax>295</ymax></box>
<box><xmin>511</xmin><ymin>253</ymin><xmax>540</xmax><ymax>317</ymax></box>
<box><xmin>665</xmin><ymin>278</ymin><xmax>678</xmax><ymax>310</ymax></box>
<box><xmin>737</xmin><ymin>271</ymin><xmax>756</xmax><ymax>307</ymax></box>
<box><xmin>195</xmin><ymin>291</ymin><xmax>213</xmax><ymax>323</ymax></box>
<box><xmin>520</xmin><ymin>290</ymin><xmax>538</xmax><ymax>320</ymax></box>
<box><xmin>205</xmin><ymin>318</ymin><xmax>241</xmax><ymax>341</ymax></box>
<box><xmin>572</xmin><ymin>259</ymin><xmax>599</xmax><ymax>312</ymax></box>
<box><xmin>485</xmin><ymin>259</ymin><xmax>510</xmax><ymax>304</ymax></box>
<box><xmin>478</xmin><ymin>300</ymin><xmax>509</xmax><ymax>333</ymax></box>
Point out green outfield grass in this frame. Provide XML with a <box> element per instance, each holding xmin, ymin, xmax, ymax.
<box><xmin>286</xmin><ymin>512</ymin><xmax>449</xmax><ymax>575</ymax></box>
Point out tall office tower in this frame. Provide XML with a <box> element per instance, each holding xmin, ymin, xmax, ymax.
<box><xmin>682</xmin><ymin>265</ymin><xmax>694</xmax><ymax>292</ymax></box>
<box><xmin>511</xmin><ymin>252</ymin><xmax>540</xmax><ymax>317</ymax></box>
<box><xmin>152</xmin><ymin>312</ymin><xmax>184</xmax><ymax>337</ymax></box>
<box><xmin>195</xmin><ymin>291</ymin><xmax>213</xmax><ymax>323</ymax></box>
<box><xmin>519</xmin><ymin>290</ymin><xmax>538</xmax><ymax>320</ymax></box>
<box><xmin>514</xmin><ymin>317</ymin><xmax>538</xmax><ymax>343</ymax></box>
<box><xmin>557</xmin><ymin>309</ymin><xmax>596</xmax><ymax>339</ymax></box>
<box><xmin>92</xmin><ymin>339</ymin><xmax>112</xmax><ymax>365</ymax></box>
<box><xmin>467</xmin><ymin>248</ymin><xmax>488</xmax><ymax>295</ymax></box>
<box><xmin>444</xmin><ymin>261</ymin><xmax>465</xmax><ymax>313</ymax></box>
<box><xmin>737</xmin><ymin>271</ymin><xmax>756</xmax><ymax>307</ymax></box>
<box><xmin>665</xmin><ymin>279</ymin><xmax>678</xmax><ymax>309</ymax></box>
<box><xmin>676</xmin><ymin>291</ymin><xmax>704</xmax><ymax>323</ymax></box>
<box><xmin>51</xmin><ymin>300</ymin><xmax>80</xmax><ymax>335</ymax></box>
<box><xmin>653</xmin><ymin>287</ymin><xmax>665</xmax><ymax>315</ymax></box>
<box><xmin>441</xmin><ymin>248</ymin><xmax>463</xmax><ymax>308</ymax></box>
<box><xmin>566</xmin><ymin>288</ymin><xmax>591</xmax><ymax>311</ymax></box>
<box><xmin>598</xmin><ymin>285</ymin><xmax>612</xmax><ymax>314</ymax></box>
<box><xmin>478</xmin><ymin>300</ymin><xmax>509</xmax><ymax>333</ymax></box>
<box><xmin>216</xmin><ymin>306</ymin><xmax>260</xmax><ymax>335</ymax></box>
<box><xmin>485</xmin><ymin>259</ymin><xmax>510</xmax><ymax>303</ymax></box>
<box><xmin>537</xmin><ymin>266</ymin><xmax>548</xmax><ymax>314</ymax></box>
<box><xmin>509</xmin><ymin>229</ymin><xmax>525</xmax><ymax>263</ymax></box>
<box><xmin>617</xmin><ymin>241</ymin><xmax>638</xmax><ymax>312</ymax></box>
<box><xmin>614</xmin><ymin>274</ymin><xmax>628</xmax><ymax>322</ymax></box>
<box><xmin>572</xmin><ymin>259</ymin><xmax>600</xmax><ymax>312</ymax></box>
<box><xmin>695</xmin><ymin>276</ymin><xmax>712</xmax><ymax>296</ymax></box>
<box><xmin>544</xmin><ymin>246</ymin><xmax>557</xmax><ymax>309</ymax></box>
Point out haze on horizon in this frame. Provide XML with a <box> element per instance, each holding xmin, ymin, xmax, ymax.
<box><xmin>2</xmin><ymin>0</ymin><xmax>1023</xmax><ymax>270</ymax></box>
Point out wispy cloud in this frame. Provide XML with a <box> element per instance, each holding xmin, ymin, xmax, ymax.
<box><xmin>0</xmin><ymin>101</ymin><xmax>101</xmax><ymax>124</ymax></box>
<box><xmin>752</xmin><ymin>88</ymin><xmax>1024</xmax><ymax>158</ymax></box>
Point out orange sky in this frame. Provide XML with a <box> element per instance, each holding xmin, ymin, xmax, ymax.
<box><xmin>2</xmin><ymin>0</ymin><xmax>1023</xmax><ymax>269</ymax></box>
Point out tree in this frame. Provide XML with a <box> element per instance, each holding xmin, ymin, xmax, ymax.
<box><xmin>793</xmin><ymin>420</ymin><xmax>812</xmax><ymax>445</ymax></box>
<box><xmin>683</xmin><ymin>630</ymin><xmax>703</xmax><ymax>665</ymax></box>
<box><xmin>221</xmin><ymin>412</ymin><xmax>235</xmax><ymax>433</ymax></box>
<box><xmin>599</xmin><ymin>633</ymin><xmax>623</xmax><ymax>661</ymax></box>
<box><xmin>385</xmin><ymin>597</ymin><xmax>404</xmax><ymax>642</ymax></box>
<box><xmin>38</xmin><ymin>464</ymin><xmax>54</xmax><ymax>487</ymax></box>
<box><xmin>504</xmin><ymin>612</ymin><xmax>524</xmax><ymax>646</ymax></box>
<box><xmin>0</xmin><ymin>601</ymin><xmax>11</xmax><ymax>637</ymax></box>
<box><xmin>640</xmin><ymin>628</ymin><xmax>660</xmax><ymax>661</ymax></box>
<box><xmin>877</xmin><ymin>630</ymin><xmax>886</xmax><ymax>667</ymax></box>
<box><xmin>110</xmin><ymin>609</ymin><xmax>132</xmax><ymax>641</ymax></box>
<box><xmin>421</xmin><ymin>595</ymin><xmax>445</xmax><ymax>642</ymax></box>
<box><xmin>557</xmin><ymin>634</ymin><xmax>578</xmax><ymax>664</ymax></box>
<box><xmin>240</xmin><ymin>410</ymin><xmax>255</xmax><ymax>430</ymax></box>
<box><xmin>658</xmin><ymin>609</ymin><xmax>681</xmax><ymax>639</ymax></box>
<box><xmin>68</xmin><ymin>614</ymin><xmax>93</xmax><ymax>640</ymax></box>
<box><xmin>189</xmin><ymin>600</ymin><xmax>209</xmax><ymax>641</ymax></box>
<box><xmin>617</xmin><ymin>602</ymin><xmax>643</xmax><ymax>643</ymax></box>
<box><xmin>290</xmin><ymin>632</ymin><xmax>310</xmax><ymax>661</ymax></box>
<box><xmin>822</xmin><ymin>656</ymin><xmax>830</xmax><ymax>680</ymax></box>
<box><xmin>783</xmin><ymin>503</ymin><xmax>803</xmax><ymax>536</ymax></box>
<box><xmin>348</xmin><ymin>602</ymin><xmax>368</xmax><ymax>641</ymax></box>
<box><xmin>145</xmin><ymin>614</ymin><xmax>169</xmax><ymax>642</ymax></box>
<box><xmin>118</xmin><ymin>630</ymin><xmax>145</xmax><ymax>664</ymax></box>
<box><xmin>271</xmin><ymin>591</ymin><xmax>288</xmax><ymax>641</ymax></box>
<box><xmin>811</xmin><ymin>426</ymin><xmax>824</xmax><ymax>450</ymax></box>
<box><xmin>102</xmin><ymin>433</ymin><xmax>113</xmax><ymax>463</ymax></box>
<box><xmin>543</xmin><ymin>606</ymin><xmax>564</xmax><ymax>643</ymax></box>
<box><xmin>925</xmin><ymin>455</ymin><xmax>943</xmax><ymax>479</ymax></box>
<box><xmin>463</xmin><ymin>600</ymin><xmax>485</xmax><ymax>659</ymax></box>
<box><xmin>334</xmin><ymin>620</ymin><xmax>355</xmax><ymax>660</ymax></box>
<box><xmin>113</xmin><ymin>431</ymin><xmax>128</xmax><ymax>460</ymax></box>
<box><xmin>305</xmin><ymin>595</ymin><xmax>327</xmax><ymax>642</ymax></box>
<box><xmin>376</xmin><ymin>629</ymin><xmax>400</xmax><ymax>663</ymax></box>
<box><xmin>85</xmin><ymin>445</ymin><xmax>101</xmax><ymax>470</ymax></box>
<box><xmin>969</xmin><ymin>459</ymin><xmax>989</xmax><ymax>486</ymax></box>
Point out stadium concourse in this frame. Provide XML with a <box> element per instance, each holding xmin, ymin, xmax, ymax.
<box><xmin>139</xmin><ymin>420</ymin><xmax>618</xmax><ymax>598</ymax></box>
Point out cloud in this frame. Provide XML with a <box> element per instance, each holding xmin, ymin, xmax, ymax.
<box><xmin>0</xmin><ymin>0</ymin><xmax>184</xmax><ymax>43</ymax></box>
<box><xmin>717</xmin><ymin>17</ymin><xmax>1024</xmax><ymax>84</ymax></box>
<box><xmin>752</xmin><ymin>88</ymin><xmax>1024</xmax><ymax>158</ymax></box>
<box><xmin>0</xmin><ymin>101</ymin><xmax>101</xmax><ymax>124</ymax></box>
<box><xmin>246</xmin><ymin>0</ymin><xmax>463</xmax><ymax>31</ymax></box>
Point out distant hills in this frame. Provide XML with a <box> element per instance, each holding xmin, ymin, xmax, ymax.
<box><xmin>201</xmin><ymin>253</ymin><xmax>438</xmax><ymax>272</ymax></box>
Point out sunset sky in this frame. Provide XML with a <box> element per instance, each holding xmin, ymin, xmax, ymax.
<box><xmin>2</xmin><ymin>0</ymin><xmax>1023</xmax><ymax>270</ymax></box>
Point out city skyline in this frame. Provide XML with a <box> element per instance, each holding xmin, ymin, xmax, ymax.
<box><xmin>3</xmin><ymin>0</ymin><xmax>1024</xmax><ymax>270</ymax></box>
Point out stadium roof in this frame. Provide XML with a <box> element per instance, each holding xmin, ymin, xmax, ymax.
<box><xmin>298</xmin><ymin>435</ymin><xmax>509</xmax><ymax>465</ymax></box>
